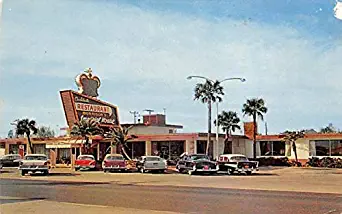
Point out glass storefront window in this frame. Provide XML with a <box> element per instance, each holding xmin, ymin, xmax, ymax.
<box><xmin>260</xmin><ymin>141</ymin><xmax>285</xmax><ymax>156</ymax></box>
<box><xmin>331</xmin><ymin>140</ymin><xmax>342</xmax><ymax>156</ymax></box>
<box><xmin>260</xmin><ymin>141</ymin><xmax>272</xmax><ymax>156</ymax></box>
<box><xmin>315</xmin><ymin>140</ymin><xmax>330</xmax><ymax>156</ymax></box>
<box><xmin>309</xmin><ymin>140</ymin><xmax>342</xmax><ymax>157</ymax></box>
<box><xmin>152</xmin><ymin>141</ymin><xmax>184</xmax><ymax>161</ymax></box>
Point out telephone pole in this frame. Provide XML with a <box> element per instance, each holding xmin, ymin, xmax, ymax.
<box><xmin>129</xmin><ymin>111</ymin><xmax>139</xmax><ymax>124</ymax></box>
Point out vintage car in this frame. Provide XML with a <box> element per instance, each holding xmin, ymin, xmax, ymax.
<box><xmin>0</xmin><ymin>154</ymin><xmax>22</xmax><ymax>167</ymax></box>
<box><xmin>19</xmin><ymin>154</ymin><xmax>50</xmax><ymax>176</ymax></box>
<box><xmin>176</xmin><ymin>153</ymin><xmax>218</xmax><ymax>175</ymax></box>
<box><xmin>217</xmin><ymin>154</ymin><xmax>259</xmax><ymax>175</ymax></box>
<box><xmin>75</xmin><ymin>155</ymin><xmax>96</xmax><ymax>171</ymax></box>
<box><xmin>136</xmin><ymin>156</ymin><xmax>167</xmax><ymax>173</ymax></box>
<box><xmin>102</xmin><ymin>154</ymin><xmax>126</xmax><ymax>172</ymax></box>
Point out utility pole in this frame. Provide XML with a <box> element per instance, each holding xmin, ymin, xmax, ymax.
<box><xmin>163</xmin><ymin>108</ymin><xmax>166</xmax><ymax>115</ymax></box>
<box><xmin>265</xmin><ymin>122</ymin><xmax>268</xmax><ymax>135</ymax></box>
<box><xmin>129</xmin><ymin>111</ymin><xmax>139</xmax><ymax>124</ymax></box>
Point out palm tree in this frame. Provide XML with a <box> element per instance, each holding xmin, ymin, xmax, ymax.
<box><xmin>242</xmin><ymin>98</ymin><xmax>268</xmax><ymax>159</ymax></box>
<box><xmin>282</xmin><ymin>130</ymin><xmax>305</xmax><ymax>165</ymax></box>
<box><xmin>104</xmin><ymin>126</ymin><xmax>138</xmax><ymax>160</ymax></box>
<box><xmin>193</xmin><ymin>80</ymin><xmax>224</xmax><ymax>155</ymax></box>
<box><xmin>12</xmin><ymin>119</ymin><xmax>38</xmax><ymax>153</ymax></box>
<box><xmin>70</xmin><ymin>117</ymin><xmax>103</xmax><ymax>154</ymax></box>
<box><xmin>214</xmin><ymin>111</ymin><xmax>241</xmax><ymax>153</ymax></box>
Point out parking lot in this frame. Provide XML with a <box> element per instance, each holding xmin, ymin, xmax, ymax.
<box><xmin>1</xmin><ymin>166</ymin><xmax>342</xmax><ymax>194</ymax></box>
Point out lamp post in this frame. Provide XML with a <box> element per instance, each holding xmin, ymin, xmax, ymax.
<box><xmin>187</xmin><ymin>75</ymin><xmax>245</xmax><ymax>158</ymax></box>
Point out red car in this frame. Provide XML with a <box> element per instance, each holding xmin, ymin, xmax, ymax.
<box><xmin>102</xmin><ymin>154</ymin><xmax>126</xmax><ymax>172</ymax></box>
<box><xmin>75</xmin><ymin>155</ymin><xmax>96</xmax><ymax>171</ymax></box>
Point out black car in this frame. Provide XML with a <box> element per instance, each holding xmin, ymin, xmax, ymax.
<box><xmin>176</xmin><ymin>153</ymin><xmax>218</xmax><ymax>175</ymax></box>
<box><xmin>0</xmin><ymin>154</ymin><xmax>22</xmax><ymax>167</ymax></box>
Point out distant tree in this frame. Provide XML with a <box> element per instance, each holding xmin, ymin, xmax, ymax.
<box><xmin>7</xmin><ymin>130</ymin><xmax>14</xmax><ymax>138</ymax></box>
<box><xmin>282</xmin><ymin>130</ymin><xmax>305</xmax><ymax>165</ymax></box>
<box><xmin>70</xmin><ymin>117</ymin><xmax>103</xmax><ymax>154</ymax></box>
<box><xmin>320</xmin><ymin>123</ymin><xmax>337</xmax><ymax>133</ymax></box>
<box><xmin>242</xmin><ymin>98</ymin><xmax>268</xmax><ymax>159</ymax></box>
<box><xmin>104</xmin><ymin>126</ymin><xmax>138</xmax><ymax>160</ymax></box>
<box><xmin>12</xmin><ymin>119</ymin><xmax>38</xmax><ymax>153</ymax></box>
<box><xmin>36</xmin><ymin>126</ymin><xmax>55</xmax><ymax>138</ymax></box>
<box><xmin>193</xmin><ymin>80</ymin><xmax>224</xmax><ymax>155</ymax></box>
<box><xmin>214</xmin><ymin>111</ymin><xmax>240</xmax><ymax>153</ymax></box>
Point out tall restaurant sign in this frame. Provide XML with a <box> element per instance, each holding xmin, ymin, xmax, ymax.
<box><xmin>60</xmin><ymin>68</ymin><xmax>119</xmax><ymax>128</ymax></box>
<box><xmin>60</xmin><ymin>90</ymin><xmax>120</xmax><ymax>128</ymax></box>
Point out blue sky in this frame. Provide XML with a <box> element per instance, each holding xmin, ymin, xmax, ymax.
<box><xmin>0</xmin><ymin>0</ymin><xmax>342</xmax><ymax>137</ymax></box>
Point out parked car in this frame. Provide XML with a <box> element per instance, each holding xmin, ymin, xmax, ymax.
<box><xmin>19</xmin><ymin>154</ymin><xmax>50</xmax><ymax>176</ymax></box>
<box><xmin>0</xmin><ymin>154</ymin><xmax>22</xmax><ymax>167</ymax></box>
<box><xmin>217</xmin><ymin>154</ymin><xmax>259</xmax><ymax>175</ymax></box>
<box><xmin>176</xmin><ymin>153</ymin><xmax>218</xmax><ymax>175</ymax></box>
<box><xmin>136</xmin><ymin>156</ymin><xmax>167</xmax><ymax>173</ymax></box>
<box><xmin>75</xmin><ymin>155</ymin><xmax>96</xmax><ymax>171</ymax></box>
<box><xmin>102</xmin><ymin>154</ymin><xmax>126</xmax><ymax>172</ymax></box>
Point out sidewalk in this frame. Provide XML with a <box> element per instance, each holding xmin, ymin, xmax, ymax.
<box><xmin>0</xmin><ymin>197</ymin><xmax>178</xmax><ymax>214</ymax></box>
<box><xmin>1</xmin><ymin>167</ymin><xmax>342</xmax><ymax>194</ymax></box>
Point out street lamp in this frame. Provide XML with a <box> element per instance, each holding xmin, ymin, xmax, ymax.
<box><xmin>187</xmin><ymin>75</ymin><xmax>245</xmax><ymax>158</ymax></box>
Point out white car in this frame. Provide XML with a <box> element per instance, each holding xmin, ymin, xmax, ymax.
<box><xmin>217</xmin><ymin>154</ymin><xmax>259</xmax><ymax>175</ymax></box>
<box><xmin>18</xmin><ymin>154</ymin><xmax>50</xmax><ymax>176</ymax></box>
<box><xmin>136</xmin><ymin>156</ymin><xmax>167</xmax><ymax>173</ymax></box>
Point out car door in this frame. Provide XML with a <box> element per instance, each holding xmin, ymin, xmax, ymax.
<box><xmin>177</xmin><ymin>156</ymin><xmax>186</xmax><ymax>170</ymax></box>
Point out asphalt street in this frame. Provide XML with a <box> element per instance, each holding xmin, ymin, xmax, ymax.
<box><xmin>1</xmin><ymin>178</ymin><xmax>341</xmax><ymax>214</ymax></box>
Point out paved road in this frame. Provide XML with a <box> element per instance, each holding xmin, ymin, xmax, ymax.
<box><xmin>1</xmin><ymin>179</ymin><xmax>341</xmax><ymax>214</ymax></box>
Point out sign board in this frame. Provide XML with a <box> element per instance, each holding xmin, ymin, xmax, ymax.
<box><xmin>60</xmin><ymin>90</ymin><xmax>120</xmax><ymax>128</ymax></box>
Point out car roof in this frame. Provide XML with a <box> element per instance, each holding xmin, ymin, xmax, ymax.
<box><xmin>142</xmin><ymin>156</ymin><xmax>160</xmax><ymax>158</ymax></box>
<box><xmin>25</xmin><ymin>154</ymin><xmax>47</xmax><ymax>157</ymax></box>
<box><xmin>220</xmin><ymin>154</ymin><xmax>247</xmax><ymax>158</ymax></box>
<box><xmin>78</xmin><ymin>155</ymin><xmax>94</xmax><ymax>157</ymax></box>
<box><xmin>105</xmin><ymin>154</ymin><xmax>123</xmax><ymax>157</ymax></box>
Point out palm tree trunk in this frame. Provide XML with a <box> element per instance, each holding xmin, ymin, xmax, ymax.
<box><xmin>26</xmin><ymin>133</ymin><xmax>34</xmax><ymax>154</ymax></box>
<box><xmin>120</xmin><ymin>145</ymin><xmax>131</xmax><ymax>161</ymax></box>
<box><xmin>206</xmin><ymin>100</ymin><xmax>212</xmax><ymax>156</ymax></box>
<box><xmin>253</xmin><ymin>113</ymin><xmax>257</xmax><ymax>159</ymax></box>
<box><xmin>292</xmin><ymin>141</ymin><xmax>298</xmax><ymax>164</ymax></box>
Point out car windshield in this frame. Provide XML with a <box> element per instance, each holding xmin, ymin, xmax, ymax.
<box><xmin>25</xmin><ymin>156</ymin><xmax>47</xmax><ymax>161</ymax></box>
<box><xmin>106</xmin><ymin>156</ymin><xmax>124</xmax><ymax>160</ymax></box>
<box><xmin>190</xmin><ymin>155</ymin><xmax>209</xmax><ymax>160</ymax></box>
<box><xmin>78</xmin><ymin>156</ymin><xmax>94</xmax><ymax>160</ymax></box>
<box><xmin>145</xmin><ymin>157</ymin><xmax>160</xmax><ymax>161</ymax></box>
<box><xmin>230</xmin><ymin>156</ymin><xmax>248</xmax><ymax>161</ymax></box>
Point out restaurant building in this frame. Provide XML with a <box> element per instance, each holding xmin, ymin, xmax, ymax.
<box><xmin>1</xmin><ymin>68</ymin><xmax>340</xmax><ymax>165</ymax></box>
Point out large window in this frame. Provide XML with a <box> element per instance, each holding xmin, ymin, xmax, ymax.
<box><xmin>260</xmin><ymin>141</ymin><xmax>285</xmax><ymax>156</ymax></box>
<box><xmin>310</xmin><ymin>140</ymin><xmax>342</xmax><ymax>156</ymax></box>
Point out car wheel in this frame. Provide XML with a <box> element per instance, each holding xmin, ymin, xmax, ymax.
<box><xmin>21</xmin><ymin>170</ymin><xmax>26</xmax><ymax>176</ymax></box>
<box><xmin>75</xmin><ymin>168</ymin><xmax>79</xmax><ymax>171</ymax></box>
<box><xmin>121</xmin><ymin>169</ymin><xmax>126</xmax><ymax>173</ymax></box>
<box><xmin>43</xmin><ymin>171</ymin><xmax>49</xmax><ymax>176</ymax></box>
<box><xmin>246</xmin><ymin>171</ymin><xmax>252</xmax><ymax>175</ymax></box>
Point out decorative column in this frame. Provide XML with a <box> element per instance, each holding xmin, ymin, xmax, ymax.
<box><xmin>145</xmin><ymin>140</ymin><xmax>151</xmax><ymax>155</ymax></box>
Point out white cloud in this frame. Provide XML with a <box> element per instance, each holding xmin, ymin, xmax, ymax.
<box><xmin>1</xmin><ymin>0</ymin><xmax>342</xmax><ymax>134</ymax></box>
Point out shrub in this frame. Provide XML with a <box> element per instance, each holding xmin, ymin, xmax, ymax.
<box><xmin>306</xmin><ymin>157</ymin><xmax>342</xmax><ymax>168</ymax></box>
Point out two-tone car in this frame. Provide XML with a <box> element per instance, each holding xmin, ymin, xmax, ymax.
<box><xmin>217</xmin><ymin>154</ymin><xmax>259</xmax><ymax>175</ymax></box>
<box><xmin>176</xmin><ymin>153</ymin><xmax>218</xmax><ymax>175</ymax></box>
<box><xmin>136</xmin><ymin>156</ymin><xmax>167</xmax><ymax>173</ymax></box>
<box><xmin>74</xmin><ymin>155</ymin><xmax>96</xmax><ymax>171</ymax></box>
<box><xmin>102</xmin><ymin>154</ymin><xmax>126</xmax><ymax>172</ymax></box>
<box><xmin>19</xmin><ymin>154</ymin><xmax>50</xmax><ymax>176</ymax></box>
